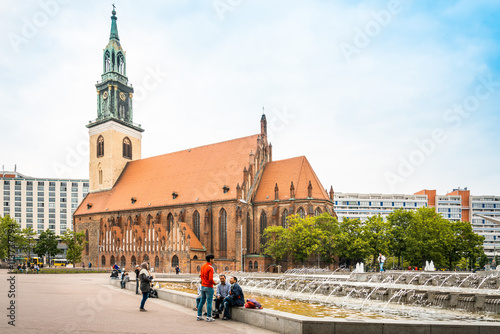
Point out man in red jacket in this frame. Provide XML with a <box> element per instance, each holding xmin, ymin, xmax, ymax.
<box><xmin>197</xmin><ymin>254</ymin><xmax>216</xmax><ymax>322</ymax></box>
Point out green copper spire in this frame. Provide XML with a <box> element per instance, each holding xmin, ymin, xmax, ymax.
<box><xmin>109</xmin><ymin>5</ymin><xmax>119</xmax><ymax>41</ymax></box>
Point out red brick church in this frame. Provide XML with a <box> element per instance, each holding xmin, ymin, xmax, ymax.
<box><xmin>73</xmin><ymin>9</ymin><xmax>335</xmax><ymax>273</ymax></box>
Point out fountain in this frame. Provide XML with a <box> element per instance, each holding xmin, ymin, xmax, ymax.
<box><xmin>424</xmin><ymin>260</ymin><xmax>436</xmax><ymax>271</ymax></box>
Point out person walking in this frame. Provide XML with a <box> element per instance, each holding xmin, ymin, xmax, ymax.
<box><xmin>221</xmin><ymin>276</ymin><xmax>245</xmax><ymax>320</ymax></box>
<box><xmin>378</xmin><ymin>253</ymin><xmax>386</xmax><ymax>272</ymax></box>
<box><xmin>134</xmin><ymin>265</ymin><xmax>141</xmax><ymax>295</ymax></box>
<box><xmin>139</xmin><ymin>262</ymin><xmax>152</xmax><ymax>312</ymax></box>
<box><xmin>213</xmin><ymin>274</ymin><xmax>230</xmax><ymax>318</ymax></box>
<box><xmin>197</xmin><ymin>254</ymin><xmax>216</xmax><ymax>322</ymax></box>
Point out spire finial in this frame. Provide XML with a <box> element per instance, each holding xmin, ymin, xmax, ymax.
<box><xmin>110</xmin><ymin>4</ymin><xmax>119</xmax><ymax>41</ymax></box>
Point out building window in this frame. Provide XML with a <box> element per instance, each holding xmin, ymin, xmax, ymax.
<box><xmin>249</xmin><ymin>261</ymin><xmax>253</xmax><ymax>270</ymax></box>
<box><xmin>167</xmin><ymin>213</ymin><xmax>174</xmax><ymax>232</ymax></box>
<box><xmin>246</xmin><ymin>213</ymin><xmax>252</xmax><ymax>253</ymax></box>
<box><xmin>120</xmin><ymin>255</ymin><xmax>126</xmax><ymax>268</ymax></box>
<box><xmin>98</xmin><ymin>168</ymin><xmax>103</xmax><ymax>185</ymax></box>
<box><xmin>97</xmin><ymin>135</ymin><xmax>104</xmax><ymax>157</ymax></box>
<box><xmin>110</xmin><ymin>255</ymin><xmax>115</xmax><ymax>266</ymax></box>
<box><xmin>282</xmin><ymin>209</ymin><xmax>288</xmax><ymax>228</ymax></box>
<box><xmin>131</xmin><ymin>256</ymin><xmax>136</xmax><ymax>267</ymax></box>
<box><xmin>254</xmin><ymin>261</ymin><xmax>258</xmax><ymax>271</ymax></box>
<box><xmin>315</xmin><ymin>207</ymin><xmax>322</xmax><ymax>216</ymax></box>
<box><xmin>219</xmin><ymin>208</ymin><xmax>227</xmax><ymax>258</ymax></box>
<box><xmin>260</xmin><ymin>211</ymin><xmax>267</xmax><ymax>251</ymax></box>
<box><xmin>123</xmin><ymin>137</ymin><xmax>132</xmax><ymax>159</ymax></box>
<box><xmin>193</xmin><ymin>210</ymin><xmax>200</xmax><ymax>241</ymax></box>
<box><xmin>155</xmin><ymin>256</ymin><xmax>160</xmax><ymax>268</ymax></box>
<box><xmin>101</xmin><ymin>256</ymin><xmax>106</xmax><ymax>267</ymax></box>
<box><xmin>297</xmin><ymin>207</ymin><xmax>305</xmax><ymax>219</ymax></box>
<box><xmin>170</xmin><ymin>255</ymin><xmax>179</xmax><ymax>268</ymax></box>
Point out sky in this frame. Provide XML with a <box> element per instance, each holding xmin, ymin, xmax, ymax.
<box><xmin>1</xmin><ymin>0</ymin><xmax>499</xmax><ymax>196</ymax></box>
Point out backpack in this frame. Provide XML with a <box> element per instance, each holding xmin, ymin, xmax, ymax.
<box><xmin>149</xmin><ymin>288</ymin><xmax>158</xmax><ymax>298</ymax></box>
<box><xmin>245</xmin><ymin>298</ymin><xmax>262</xmax><ymax>309</ymax></box>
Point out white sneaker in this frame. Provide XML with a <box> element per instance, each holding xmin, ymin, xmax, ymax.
<box><xmin>196</xmin><ymin>316</ymin><xmax>203</xmax><ymax>321</ymax></box>
<box><xmin>206</xmin><ymin>317</ymin><xmax>215</xmax><ymax>322</ymax></box>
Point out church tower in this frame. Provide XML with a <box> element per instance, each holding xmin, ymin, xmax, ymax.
<box><xmin>87</xmin><ymin>7</ymin><xmax>144</xmax><ymax>193</ymax></box>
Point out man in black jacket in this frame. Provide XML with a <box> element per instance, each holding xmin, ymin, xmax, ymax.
<box><xmin>134</xmin><ymin>265</ymin><xmax>141</xmax><ymax>294</ymax></box>
<box><xmin>221</xmin><ymin>276</ymin><xmax>244</xmax><ymax>320</ymax></box>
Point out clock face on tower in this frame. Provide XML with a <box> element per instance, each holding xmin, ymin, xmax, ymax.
<box><xmin>119</xmin><ymin>92</ymin><xmax>126</xmax><ymax>101</ymax></box>
<box><xmin>102</xmin><ymin>91</ymin><xmax>108</xmax><ymax>100</ymax></box>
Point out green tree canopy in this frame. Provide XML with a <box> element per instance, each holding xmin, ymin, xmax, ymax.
<box><xmin>60</xmin><ymin>230</ymin><xmax>87</xmax><ymax>266</ymax></box>
<box><xmin>0</xmin><ymin>215</ymin><xmax>23</xmax><ymax>260</ymax></box>
<box><xmin>34</xmin><ymin>229</ymin><xmax>62</xmax><ymax>266</ymax></box>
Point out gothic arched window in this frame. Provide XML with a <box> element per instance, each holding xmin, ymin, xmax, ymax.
<box><xmin>297</xmin><ymin>207</ymin><xmax>305</xmax><ymax>219</ymax></box>
<box><xmin>246</xmin><ymin>212</ymin><xmax>252</xmax><ymax>253</ymax></box>
<box><xmin>167</xmin><ymin>213</ymin><xmax>174</xmax><ymax>233</ymax></box>
<box><xmin>123</xmin><ymin>137</ymin><xmax>132</xmax><ymax>159</ymax></box>
<box><xmin>260</xmin><ymin>211</ymin><xmax>267</xmax><ymax>251</ymax></box>
<box><xmin>219</xmin><ymin>208</ymin><xmax>227</xmax><ymax>258</ymax></box>
<box><xmin>172</xmin><ymin>255</ymin><xmax>179</xmax><ymax>267</ymax></box>
<box><xmin>97</xmin><ymin>135</ymin><xmax>104</xmax><ymax>158</ymax></box>
<box><xmin>282</xmin><ymin>209</ymin><xmax>288</xmax><ymax>228</ymax></box>
<box><xmin>315</xmin><ymin>207</ymin><xmax>322</xmax><ymax>216</ymax></box>
<box><xmin>193</xmin><ymin>210</ymin><xmax>200</xmax><ymax>241</ymax></box>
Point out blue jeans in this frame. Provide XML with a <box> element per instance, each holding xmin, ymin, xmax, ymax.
<box><xmin>197</xmin><ymin>286</ymin><xmax>214</xmax><ymax>317</ymax></box>
<box><xmin>140</xmin><ymin>292</ymin><xmax>149</xmax><ymax>309</ymax></box>
<box><xmin>222</xmin><ymin>297</ymin><xmax>239</xmax><ymax>319</ymax></box>
<box><xmin>380</xmin><ymin>262</ymin><xmax>384</xmax><ymax>272</ymax></box>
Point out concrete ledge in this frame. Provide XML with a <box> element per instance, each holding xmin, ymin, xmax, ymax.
<box><xmin>109</xmin><ymin>279</ymin><xmax>500</xmax><ymax>334</ymax></box>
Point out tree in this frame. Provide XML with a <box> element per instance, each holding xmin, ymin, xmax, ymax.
<box><xmin>363</xmin><ymin>215</ymin><xmax>389</xmax><ymax>267</ymax></box>
<box><xmin>34</xmin><ymin>229</ymin><xmax>62</xmax><ymax>267</ymax></box>
<box><xmin>387</xmin><ymin>209</ymin><xmax>414</xmax><ymax>268</ymax></box>
<box><xmin>285</xmin><ymin>215</ymin><xmax>321</xmax><ymax>264</ymax></box>
<box><xmin>60</xmin><ymin>230</ymin><xmax>87</xmax><ymax>266</ymax></box>
<box><xmin>0</xmin><ymin>215</ymin><xmax>23</xmax><ymax>260</ymax></box>
<box><xmin>404</xmin><ymin>207</ymin><xmax>451</xmax><ymax>267</ymax></box>
<box><xmin>335</xmin><ymin>217</ymin><xmax>370</xmax><ymax>267</ymax></box>
<box><xmin>20</xmin><ymin>227</ymin><xmax>37</xmax><ymax>262</ymax></box>
<box><xmin>262</xmin><ymin>225</ymin><xmax>289</xmax><ymax>263</ymax></box>
<box><xmin>315</xmin><ymin>213</ymin><xmax>340</xmax><ymax>265</ymax></box>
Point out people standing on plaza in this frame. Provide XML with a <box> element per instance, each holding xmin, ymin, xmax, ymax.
<box><xmin>221</xmin><ymin>276</ymin><xmax>245</xmax><ymax>320</ymax></box>
<box><xmin>197</xmin><ymin>254</ymin><xmax>216</xmax><ymax>322</ymax></box>
<box><xmin>134</xmin><ymin>265</ymin><xmax>141</xmax><ymax>295</ymax></box>
<box><xmin>175</xmin><ymin>266</ymin><xmax>180</xmax><ymax>274</ymax></box>
<box><xmin>88</xmin><ymin>262</ymin><xmax>92</xmax><ymax>269</ymax></box>
<box><xmin>378</xmin><ymin>253</ymin><xmax>386</xmax><ymax>272</ymax></box>
<box><xmin>213</xmin><ymin>274</ymin><xmax>230</xmax><ymax>318</ymax></box>
<box><xmin>35</xmin><ymin>264</ymin><xmax>39</xmax><ymax>274</ymax></box>
<box><xmin>139</xmin><ymin>262</ymin><xmax>152</xmax><ymax>312</ymax></box>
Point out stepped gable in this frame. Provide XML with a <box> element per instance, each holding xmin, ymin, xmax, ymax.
<box><xmin>75</xmin><ymin>134</ymin><xmax>259</xmax><ymax>215</ymax></box>
<box><xmin>253</xmin><ymin>156</ymin><xmax>329</xmax><ymax>202</ymax></box>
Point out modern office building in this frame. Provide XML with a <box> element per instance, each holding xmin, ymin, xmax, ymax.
<box><xmin>334</xmin><ymin>192</ymin><xmax>428</xmax><ymax>222</ymax></box>
<box><xmin>335</xmin><ymin>188</ymin><xmax>500</xmax><ymax>258</ymax></box>
<box><xmin>1</xmin><ymin>170</ymin><xmax>89</xmax><ymax>235</ymax></box>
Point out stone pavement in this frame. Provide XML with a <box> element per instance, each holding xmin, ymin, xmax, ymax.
<box><xmin>0</xmin><ymin>269</ymin><xmax>277</xmax><ymax>334</ymax></box>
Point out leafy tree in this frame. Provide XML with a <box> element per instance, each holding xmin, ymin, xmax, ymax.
<box><xmin>387</xmin><ymin>209</ymin><xmax>414</xmax><ymax>268</ymax></box>
<box><xmin>60</xmin><ymin>230</ymin><xmax>87</xmax><ymax>266</ymax></box>
<box><xmin>404</xmin><ymin>207</ymin><xmax>451</xmax><ymax>267</ymax></box>
<box><xmin>20</xmin><ymin>227</ymin><xmax>37</xmax><ymax>262</ymax></box>
<box><xmin>478</xmin><ymin>253</ymin><xmax>489</xmax><ymax>269</ymax></box>
<box><xmin>315</xmin><ymin>213</ymin><xmax>340</xmax><ymax>265</ymax></box>
<box><xmin>34</xmin><ymin>229</ymin><xmax>62</xmax><ymax>267</ymax></box>
<box><xmin>285</xmin><ymin>215</ymin><xmax>321</xmax><ymax>264</ymax></box>
<box><xmin>0</xmin><ymin>215</ymin><xmax>23</xmax><ymax>260</ymax></box>
<box><xmin>262</xmin><ymin>225</ymin><xmax>288</xmax><ymax>263</ymax></box>
<box><xmin>442</xmin><ymin>221</ymin><xmax>484</xmax><ymax>270</ymax></box>
<box><xmin>363</xmin><ymin>215</ymin><xmax>389</xmax><ymax>266</ymax></box>
<box><xmin>335</xmin><ymin>217</ymin><xmax>370</xmax><ymax>266</ymax></box>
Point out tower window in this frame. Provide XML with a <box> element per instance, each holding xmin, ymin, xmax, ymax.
<box><xmin>97</xmin><ymin>135</ymin><xmax>104</xmax><ymax>157</ymax></box>
<box><xmin>123</xmin><ymin>137</ymin><xmax>132</xmax><ymax>159</ymax></box>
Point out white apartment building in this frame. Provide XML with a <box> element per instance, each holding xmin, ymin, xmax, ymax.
<box><xmin>1</xmin><ymin>171</ymin><xmax>89</xmax><ymax>235</ymax></box>
<box><xmin>334</xmin><ymin>193</ymin><xmax>428</xmax><ymax>222</ymax></box>
<box><xmin>470</xmin><ymin>195</ymin><xmax>500</xmax><ymax>258</ymax></box>
<box><xmin>435</xmin><ymin>194</ymin><xmax>463</xmax><ymax>221</ymax></box>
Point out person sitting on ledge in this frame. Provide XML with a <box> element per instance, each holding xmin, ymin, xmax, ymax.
<box><xmin>121</xmin><ymin>272</ymin><xmax>130</xmax><ymax>289</ymax></box>
<box><xmin>221</xmin><ymin>276</ymin><xmax>245</xmax><ymax>320</ymax></box>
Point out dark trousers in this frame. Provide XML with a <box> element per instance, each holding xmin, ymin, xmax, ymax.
<box><xmin>215</xmin><ymin>297</ymin><xmax>224</xmax><ymax>313</ymax></box>
<box><xmin>222</xmin><ymin>297</ymin><xmax>240</xmax><ymax>319</ymax></box>
<box><xmin>136</xmin><ymin>279</ymin><xmax>139</xmax><ymax>294</ymax></box>
<box><xmin>140</xmin><ymin>292</ymin><xmax>149</xmax><ymax>309</ymax></box>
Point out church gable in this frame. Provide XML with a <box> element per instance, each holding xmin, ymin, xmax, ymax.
<box><xmin>253</xmin><ymin>156</ymin><xmax>330</xmax><ymax>203</ymax></box>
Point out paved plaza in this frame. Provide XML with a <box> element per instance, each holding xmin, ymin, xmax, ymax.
<box><xmin>0</xmin><ymin>270</ymin><xmax>277</xmax><ymax>333</ymax></box>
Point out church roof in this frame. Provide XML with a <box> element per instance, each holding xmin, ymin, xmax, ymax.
<box><xmin>74</xmin><ymin>134</ymin><xmax>259</xmax><ymax>216</ymax></box>
<box><xmin>253</xmin><ymin>156</ymin><xmax>330</xmax><ymax>203</ymax></box>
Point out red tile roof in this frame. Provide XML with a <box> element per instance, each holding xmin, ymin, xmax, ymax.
<box><xmin>75</xmin><ymin>134</ymin><xmax>259</xmax><ymax>216</ymax></box>
<box><xmin>180</xmin><ymin>222</ymin><xmax>204</xmax><ymax>250</ymax></box>
<box><xmin>254</xmin><ymin>156</ymin><xmax>330</xmax><ymax>202</ymax></box>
